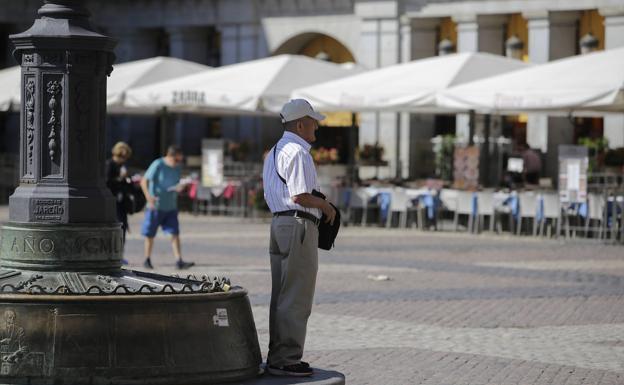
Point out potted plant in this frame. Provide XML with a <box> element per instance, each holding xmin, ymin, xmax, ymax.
<box><xmin>311</xmin><ymin>147</ymin><xmax>339</xmax><ymax>165</ymax></box>
<box><xmin>356</xmin><ymin>143</ymin><xmax>386</xmax><ymax>166</ymax></box>
<box><xmin>604</xmin><ymin>147</ymin><xmax>624</xmax><ymax>174</ymax></box>
<box><xmin>578</xmin><ymin>137</ymin><xmax>608</xmax><ymax>172</ymax></box>
<box><xmin>433</xmin><ymin>134</ymin><xmax>455</xmax><ymax>182</ymax></box>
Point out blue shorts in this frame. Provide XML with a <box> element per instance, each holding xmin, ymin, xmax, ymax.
<box><xmin>141</xmin><ymin>209</ymin><xmax>180</xmax><ymax>238</ymax></box>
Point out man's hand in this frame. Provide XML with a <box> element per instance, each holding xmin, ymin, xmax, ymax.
<box><xmin>140</xmin><ymin>177</ymin><xmax>157</xmax><ymax>210</ymax></box>
<box><xmin>321</xmin><ymin>201</ymin><xmax>337</xmax><ymax>225</ymax></box>
<box><xmin>293</xmin><ymin>193</ymin><xmax>337</xmax><ymax>225</ymax></box>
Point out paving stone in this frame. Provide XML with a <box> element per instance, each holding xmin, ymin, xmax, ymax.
<box><xmin>2</xmin><ymin>208</ymin><xmax>624</xmax><ymax>384</ymax></box>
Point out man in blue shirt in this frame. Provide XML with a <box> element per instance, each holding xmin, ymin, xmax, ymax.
<box><xmin>139</xmin><ymin>145</ymin><xmax>195</xmax><ymax>270</ymax></box>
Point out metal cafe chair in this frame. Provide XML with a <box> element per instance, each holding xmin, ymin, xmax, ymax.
<box><xmin>538</xmin><ymin>192</ymin><xmax>561</xmax><ymax>238</ymax></box>
<box><xmin>475</xmin><ymin>191</ymin><xmax>496</xmax><ymax>233</ymax></box>
<box><xmin>347</xmin><ymin>188</ymin><xmax>371</xmax><ymax>226</ymax></box>
<box><xmin>516</xmin><ymin>191</ymin><xmax>539</xmax><ymax>236</ymax></box>
<box><xmin>584</xmin><ymin>192</ymin><xmax>606</xmax><ymax>240</ymax></box>
<box><xmin>385</xmin><ymin>188</ymin><xmax>411</xmax><ymax>228</ymax></box>
<box><xmin>437</xmin><ymin>188</ymin><xmax>458</xmax><ymax>231</ymax></box>
<box><xmin>454</xmin><ymin>190</ymin><xmax>475</xmax><ymax>233</ymax></box>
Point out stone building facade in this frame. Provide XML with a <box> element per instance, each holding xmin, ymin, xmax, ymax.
<box><xmin>1</xmin><ymin>0</ymin><xmax>623</xmax><ymax>182</ymax></box>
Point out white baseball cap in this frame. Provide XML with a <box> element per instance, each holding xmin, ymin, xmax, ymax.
<box><xmin>280</xmin><ymin>99</ymin><xmax>325</xmax><ymax>123</ymax></box>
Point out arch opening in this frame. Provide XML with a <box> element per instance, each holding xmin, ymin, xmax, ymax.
<box><xmin>273</xmin><ymin>32</ymin><xmax>355</xmax><ymax>64</ymax></box>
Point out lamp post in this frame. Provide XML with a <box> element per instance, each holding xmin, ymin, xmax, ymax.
<box><xmin>437</xmin><ymin>38</ymin><xmax>455</xmax><ymax>56</ymax></box>
<box><xmin>579</xmin><ymin>32</ymin><xmax>599</xmax><ymax>55</ymax></box>
<box><xmin>505</xmin><ymin>35</ymin><xmax>524</xmax><ymax>60</ymax></box>
<box><xmin>0</xmin><ymin>1</ymin><xmax>261</xmax><ymax>384</ymax></box>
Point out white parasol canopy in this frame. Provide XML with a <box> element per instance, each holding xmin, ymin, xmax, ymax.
<box><xmin>106</xmin><ymin>56</ymin><xmax>211</xmax><ymax>114</ymax></box>
<box><xmin>0</xmin><ymin>66</ymin><xmax>21</xmax><ymax>112</ymax></box>
<box><xmin>123</xmin><ymin>54</ymin><xmax>362</xmax><ymax>116</ymax></box>
<box><xmin>291</xmin><ymin>52</ymin><xmax>530</xmax><ymax>113</ymax></box>
<box><xmin>438</xmin><ymin>47</ymin><xmax>624</xmax><ymax>115</ymax></box>
<box><xmin>0</xmin><ymin>56</ymin><xmax>210</xmax><ymax>114</ymax></box>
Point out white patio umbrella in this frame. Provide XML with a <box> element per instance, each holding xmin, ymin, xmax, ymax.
<box><xmin>438</xmin><ymin>47</ymin><xmax>624</xmax><ymax>115</ymax></box>
<box><xmin>0</xmin><ymin>57</ymin><xmax>211</xmax><ymax>114</ymax></box>
<box><xmin>291</xmin><ymin>52</ymin><xmax>530</xmax><ymax>113</ymax></box>
<box><xmin>0</xmin><ymin>66</ymin><xmax>21</xmax><ymax>112</ymax></box>
<box><xmin>107</xmin><ymin>56</ymin><xmax>211</xmax><ymax>114</ymax></box>
<box><xmin>123</xmin><ymin>54</ymin><xmax>363</xmax><ymax>115</ymax></box>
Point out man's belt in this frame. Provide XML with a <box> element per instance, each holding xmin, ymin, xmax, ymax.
<box><xmin>273</xmin><ymin>210</ymin><xmax>320</xmax><ymax>226</ymax></box>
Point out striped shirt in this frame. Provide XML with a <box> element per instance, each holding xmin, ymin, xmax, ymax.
<box><xmin>263</xmin><ymin>131</ymin><xmax>321</xmax><ymax>219</ymax></box>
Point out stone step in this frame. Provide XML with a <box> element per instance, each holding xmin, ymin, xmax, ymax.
<box><xmin>234</xmin><ymin>368</ymin><xmax>345</xmax><ymax>385</ymax></box>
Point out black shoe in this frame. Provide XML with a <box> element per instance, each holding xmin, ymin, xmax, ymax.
<box><xmin>267</xmin><ymin>363</ymin><xmax>313</xmax><ymax>377</ymax></box>
<box><xmin>143</xmin><ymin>259</ymin><xmax>153</xmax><ymax>269</ymax></box>
<box><xmin>176</xmin><ymin>260</ymin><xmax>195</xmax><ymax>270</ymax></box>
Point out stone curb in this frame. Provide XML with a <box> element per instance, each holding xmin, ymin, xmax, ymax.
<box><xmin>232</xmin><ymin>368</ymin><xmax>345</xmax><ymax>385</ymax></box>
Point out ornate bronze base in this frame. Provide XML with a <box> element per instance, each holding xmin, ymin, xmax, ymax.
<box><xmin>1</xmin><ymin>222</ymin><xmax>124</xmax><ymax>271</ymax></box>
<box><xmin>0</xmin><ymin>284</ymin><xmax>262</xmax><ymax>384</ymax></box>
<box><xmin>0</xmin><ymin>225</ymin><xmax>262</xmax><ymax>384</ymax></box>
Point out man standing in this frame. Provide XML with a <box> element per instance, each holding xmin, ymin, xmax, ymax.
<box><xmin>262</xmin><ymin>99</ymin><xmax>337</xmax><ymax>377</ymax></box>
<box><xmin>140</xmin><ymin>145</ymin><xmax>194</xmax><ymax>270</ymax></box>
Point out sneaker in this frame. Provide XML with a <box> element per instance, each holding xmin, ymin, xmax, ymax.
<box><xmin>267</xmin><ymin>363</ymin><xmax>313</xmax><ymax>377</ymax></box>
<box><xmin>176</xmin><ymin>260</ymin><xmax>195</xmax><ymax>270</ymax></box>
<box><xmin>143</xmin><ymin>259</ymin><xmax>153</xmax><ymax>269</ymax></box>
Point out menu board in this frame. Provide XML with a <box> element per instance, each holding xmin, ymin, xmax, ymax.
<box><xmin>201</xmin><ymin>139</ymin><xmax>224</xmax><ymax>187</ymax></box>
<box><xmin>453</xmin><ymin>146</ymin><xmax>480</xmax><ymax>190</ymax></box>
<box><xmin>558</xmin><ymin>145</ymin><xmax>588</xmax><ymax>204</ymax></box>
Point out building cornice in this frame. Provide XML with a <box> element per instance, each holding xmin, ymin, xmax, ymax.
<box><xmin>407</xmin><ymin>0</ymin><xmax>624</xmax><ymax>20</ymax></box>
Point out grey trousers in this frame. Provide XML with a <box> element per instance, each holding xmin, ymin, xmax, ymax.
<box><xmin>268</xmin><ymin>215</ymin><xmax>319</xmax><ymax>367</ymax></box>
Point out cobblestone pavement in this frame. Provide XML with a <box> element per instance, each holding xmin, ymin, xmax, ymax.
<box><xmin>2</xmin><ymin>206</ymin><xmax>624</xmax><ymax>384</ymax></box>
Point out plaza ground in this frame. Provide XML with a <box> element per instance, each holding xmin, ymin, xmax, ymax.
<box><xmin>1</xmin><ymin>206</ymin><xmax>624</xmax><ymax>384</ymax></box>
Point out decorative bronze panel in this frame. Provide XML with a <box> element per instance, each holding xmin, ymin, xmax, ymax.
<box><xmin>21</xmin><ymin>53</ymin><xmax>35</xmax><ymax>67</ymax></box>
<box><xmin>54</xmin><ymin>314</ymin><xmax>109</xmax><ymax>368</ymax></box>
<box><xmin>115</xmin><ymin>313</ymin><xmax>165</xmax><ymax>368</ymax></box>
<box><xmin>40</xmin><ymin>74</ymin><xmax>63</xmax><ymax>179</ymax></box>
<box><xmin>0</xmin><ymin>307</ymin><xmax>47</xmax><ymax>377</ymax></box>
<box><xmin>22</xmin><ymin>76</ymin><xmax>35</xmax><ymax>180</ymax></box>
<box><xmin>46</xmin><ymin>80</ymin><xmax>61</xmax><ymax>163</ymax></box>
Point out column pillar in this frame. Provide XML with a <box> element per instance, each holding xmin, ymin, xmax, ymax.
<box><xmin>219</xmin><ymin>24</ymin><xmax>261</xmax><ymax>65</ymax></box>
<box><xmin>455</xmin><ymin>15</ymin><xmax>478</xmax><ymax>52</ymax></box>
<box><xmin>454</xmin><ymin>15</ymin><xmax>478</xmax><ymax>144</ymax></box>
<box><xmin>524</xmin><ymin>11</ymin><xmax>550</xmax><ymax>155</ymax></box>
<box><xmin>525</xmin><ymin>11</ymin><xmax>579</xmax><ymax>182</ymax></box>
<box><xmin>399</xmin><ymin>16</ymin><xmax>412</xmax><ymax>179</ymax></box>
<box><xmin>166</xmin><ymin>26</ymin><xmax>211</xmax><ymax>156</ymax></box>
<box><xmin>601</xmin><ymin>7</ymin><xmax>624</xmax><ymax>148</ymax></box>
<box><xmin>167</xmin><ymin>26</ymin><xmax>211</xmax><ymax>64</ymax></box>
<box><xmin>108</xmin><ymin>26</ymin><xmax>159</xmax><ymax>63</ymax></box>
<box><xmin>403</xmin><ymin>17</ymin><xmax>436</xmax><ymax>178</ymax></box>
<box><xmin>453</xmin><ymin>14</ymin><xmax>508</xmax><ymax>144</ymax></box>
<box><xmin>355</xmin><ymin>0</ymin><xmax>401</xmax><ymax>179</ymax></box>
